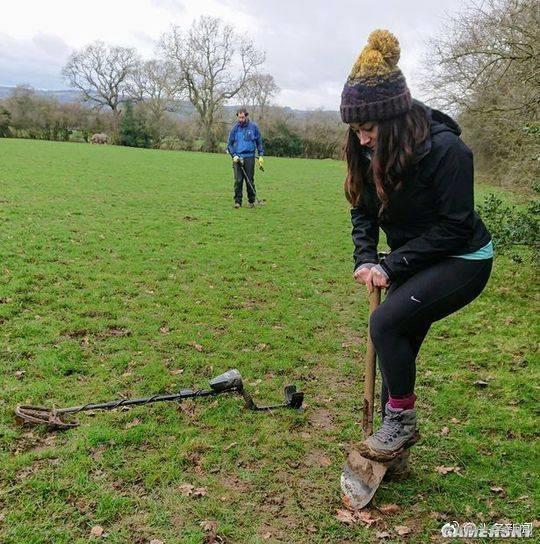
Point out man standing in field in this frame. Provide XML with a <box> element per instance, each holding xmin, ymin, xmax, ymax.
<box><xmin>227</xmin><ymin>108</ymin><xmax>264</xmax><ymax>208</ymax></box>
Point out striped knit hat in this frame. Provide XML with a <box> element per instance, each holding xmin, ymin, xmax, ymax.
<box><xmin>340</xmin><ymin>29</ymin><xmax>412</xmax><ymax>124</ymax></box>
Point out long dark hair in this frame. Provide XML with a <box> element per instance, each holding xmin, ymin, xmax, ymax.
<box><xmin>344</xmin><ymin>103</ymin><xmax>430</xmax><ymax>210</ymax></box>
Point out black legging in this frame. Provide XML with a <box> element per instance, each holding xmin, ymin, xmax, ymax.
<box><xmin>369</xmin><ymin>257</ymin><xmax>493</xmax><ymax>410</ymax></box>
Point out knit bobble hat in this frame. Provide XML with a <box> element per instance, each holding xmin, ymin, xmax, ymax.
<box><xmin>340</xmin><ymin>29</ymin><xmax>412</xmax><ymax>124</ymax></box>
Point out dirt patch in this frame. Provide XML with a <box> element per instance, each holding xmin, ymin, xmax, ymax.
<box><xmin>304</xmin><ymin>449</ymin><xmax>332</xmax><ymax>468</ymax></box>
<box><xmin>220</xmin><ymin>474</ymin><xmax>252</xmax><ymax>494</ymax></box>
<box><xmin>309</xmin><ymin>409</ymin><xmax>335</xmax><ymax>430</ymax></box>
<box><xmin>97</xmin><ymin>327</ymin><xmax>131</xmax><ymax>339</ymax></box>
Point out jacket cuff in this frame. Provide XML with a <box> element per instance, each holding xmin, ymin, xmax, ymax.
<box><xmin>379</xmin><ymin>260</ymin><xmax>394</xmax><ymax>280</ymax></box>
<box><xmin>373</xmin><ymin>264</ymin><xmax>389</xmax><ymax>281</ymax></box>
<box><xmin>354</xmin><ymin>262</ymin><xmax>376</xmax><ymax>273</ymax></box>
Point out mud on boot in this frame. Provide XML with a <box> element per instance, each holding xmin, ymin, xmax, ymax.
<box><xmin>383</xmin><ymin>449</ymin><xmax>411</xmax><ymax>481</ymax></box>
<box><xmin>355</xmin><ymin>405</ymin><xmax>420</xmax><ymax>462</ymax></box>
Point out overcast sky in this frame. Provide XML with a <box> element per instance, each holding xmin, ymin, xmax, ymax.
<box><xmin>0</xmin><ymin>0</ymin><xmax>470</xmax><ymax>110</ymax></box>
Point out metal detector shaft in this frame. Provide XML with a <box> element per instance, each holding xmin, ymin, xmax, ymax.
<box><xmin>49</xmin><ymin>389</ymin><xmax>219</xmax><ymax>415</ymax></box>
<box><xmin>238</xmin><ymin>162</ymin><xmax>260</xmax><ymax>202</ymax></box>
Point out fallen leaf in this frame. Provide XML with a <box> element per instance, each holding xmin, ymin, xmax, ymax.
<box><xmin>336</xmin><ymin>508</ymin><xmax>356</xmax><ymax>525</ymax></box>
<box><xmin>490</xmin><ymin>486</ymin><xmax>504</xmax><ymax>494</ymax></box>
<box><xmin>200</xmin><ymin>520</ymin><xmax>220</xmax><ymax>543</ymax></box>
<box><xmin>378</xmin><ymin>503</ymin><xmax>400</xmax><ymax>515</ymax></box>
<box><xmin>125</xmin><ymin>418</ymin><xmax>141</xmax><ymax>429</ymax></box>
<box><xmin>170</xmin><ymin>369</ymin><xmax>184</xmax><ymax>375</ymax></box>
<box><xmin>90</xmin><ymin>525</ymin><xmax>104</xmax><ymax>537</ymax></box>
<box><xmin>193</xmin><ymin>487</ymin><xmax>207</xmax><ymax>498</ymax></box>
<box><xmin>394</xmin><ymin>525</ymin><xmax>412</xmax><ymax>536</ymax></box>
<box><xmin>14</xmin><ymin>370</ymin><xmax>25</xmax><ymax>379</ymax></box>
<box><xmin>473</xmin><ymin>380</ymin><xmax>489</xmax><ymax>388</ymax></box>
<box><xmin>356</xmin><ymin>509</ymin><xmax>379</xmax><ymax>526</ymax></box>
<box><xmin>262</xmin><ymin>532</ymin><xmax>272</xmax><ymax>540</ymax></box>
<box><xmin>441</xmin><ymin>426</ymin><xmax>450</xmax><ymax>435</ymax></box>
<box><xmin>159</xmin><ymin>326</ymin><xmax>170</xmax><ymax>334</ymax></box>
<box><xmin>178</xmin><ymin>483</ymin><xmax>195</xmax><ymax>496</ymax></box>
<box><xmin>376</xmin><ymin>531</ymin><xmax>391</xmax><ymax>539</ymax></box>
<box><xmin>451</xmin><ymin>417</ymin><xmax>460</xmax><ymax>424</ymax></box>
<box><xmin>224</xmin><ymin>442</ymin><xmax>238</xmax><ymax>451</ymax></box>
<box><xmin>189</xmin><ymin>342</ymin><xmax>203</xmax><ymax>351</ymax></box>
<box><xmin>150</xmin><ymin>540</ymin><xmax>164</xmax><ymax>544</ymax></box>
<box><xmin>436</xmin><ymin>465</ymin><xmax>460</xmax><ymax>475</ymax></box>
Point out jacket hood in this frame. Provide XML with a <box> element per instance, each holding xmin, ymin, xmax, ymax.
<box><xmin>413</xmin><ymin>99</ymin><xmax>461</xmax><ymax>136</ymax></box>
<box><xmin>412</xmin><ymin>100</ymin><xmax>461</xmax><ymax>162</ymax></box>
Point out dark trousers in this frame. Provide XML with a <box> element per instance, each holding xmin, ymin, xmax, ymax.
<box><xmin>369</xmin><ymin>257</ymin><xmax>493</xmax><ymax>410</ymax></box>
<box><xmin>233</xmin><ymin>157</ymin><xmax>256</xmax><ymax>204</ymax></box>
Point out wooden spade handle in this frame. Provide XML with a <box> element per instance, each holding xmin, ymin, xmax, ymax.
<box><xmin>362</xmin><ymin>287</ymin><xmax>381</xmax><ymax>438</ymax></box>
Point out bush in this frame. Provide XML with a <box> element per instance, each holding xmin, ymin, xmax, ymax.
<box><xmin>264</xmin><ymin>122</ymin><xmax>303</xmax><ymax>157</ymax></box>
<box><xmin>0</xmin><ymin>107</ymin><xmax>11</xmax><ymax>137</ymax></box>
<box><xmin>119</xmin><ymin>102</ymin><xmax>152</xmax><ymax>148</ymax></box>
<box><xmin>159</xmin><ymin>137</ymin><xmax>193</xmax><ymax>151</ymax></box>
<box><xmin>477</xmin><ymin>190</ymin><xmax>539</xmax><ymax>262</ymax></box>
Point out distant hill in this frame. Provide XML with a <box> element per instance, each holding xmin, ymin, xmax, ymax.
<box><xmin>0</xmin><ymin>86</ymin><xmax>84</xmax><ymax>103</ymax></box>
<box><xmin>0</xmin><ymin>85</ymin><xmax>339</xmax><ymax>120</ymax></box>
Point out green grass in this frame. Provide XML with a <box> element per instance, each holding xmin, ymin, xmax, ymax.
<box><xmin>0</xmin><ymin>139</ymin><xmax>538</xmax><ymax>543</ymax></box>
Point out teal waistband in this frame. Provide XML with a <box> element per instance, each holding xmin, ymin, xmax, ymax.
<box><xmin>451</xmin><ymin>240</ymin><xmax>494</xmax><ymax>260</ymax></box>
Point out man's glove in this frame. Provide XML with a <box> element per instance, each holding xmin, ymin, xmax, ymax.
<box><xmin>232</xmin><ymin>155</ymin><xmax>240</xmax><ymax>163</ymax></box>
<box><xmin>257</xmin><ymin>156</ymin><xmax>265</xmax><ymax>171</ymax></box>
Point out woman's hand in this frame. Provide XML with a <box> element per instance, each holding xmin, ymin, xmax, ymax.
<box><xmin>368</xmin><ymin>266</ymin><xmax>390</xmax><ymax>292</ymax></box>
<box><xmin>353</xmin><ymin>266</ymin><xmax>372</xmax><ymax>285</ymax></box>
<box><xmin>353</xmin><ymin>264</ymin><xmax>390</xmax><ymax>292</ymax></box>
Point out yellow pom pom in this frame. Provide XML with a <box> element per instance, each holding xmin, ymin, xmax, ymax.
<box><xmin>367</xmin><ymin>29</ymin><xmax>400</xmax><ymax>68</ymax></box>
<box><xmin>358</xmin><ymin>49</ymin><xmax>386</xmax><ymax>77</ymax></box>
<box><xmin>348</xmin><ymin>29</ymin><xmax>401</xmax><ymax>81</ymax></box>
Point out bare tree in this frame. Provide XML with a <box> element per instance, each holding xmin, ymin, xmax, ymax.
<box><xmin>236</xmin><ymin>73</ymin><xmax>280</xmax><ymax>122</ymax></box>
<box><xmin>160</xmin><ymin>16</ymin><xmax>265</xmax><ymax>151</ymax></box>
<box><xmin>127</xmin><ymin>59</ymin><xmax>184</xmax><ymax>144</ymax></box>
<box><xmin>421</xmin><ymin>0</ymin><xmax>539</xmax><ymax>187</ymax></box>
<box><xmin>422</xmin><ymin>0</ymin><xmax>539</xmax><ymax>118</ymax></box>
<box><xmin>62</xmin><ymin>41</ymin><xmax>139</xmax><ymax>131</ymax></box>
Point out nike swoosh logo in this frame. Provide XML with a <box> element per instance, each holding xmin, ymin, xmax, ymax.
<box><xmin>410</xmin><ymin>296</ymin><xmax>421</xmax><ymax>303</ymax></box>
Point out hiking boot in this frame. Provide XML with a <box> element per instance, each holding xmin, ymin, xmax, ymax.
<box><xmin>234</xmin><ymin>203</ymin><xmax>241</xmax><ymax>209</ymax></box>
<box><xmin>356</xmin><ymin>405</ymin><xmax>419</xmax><ymax>462</ymax></box>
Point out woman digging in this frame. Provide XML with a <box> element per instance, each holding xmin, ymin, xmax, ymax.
<box><xmin>340</xmin><ymin>30</ymin><xmax>493</xmax><ymax>464</ymax></box>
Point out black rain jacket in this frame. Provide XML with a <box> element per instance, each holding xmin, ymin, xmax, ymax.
<box><xmin>350</xmin><ymin>102</ymin><xmax>492</xmax><ymax>281</ymax></box>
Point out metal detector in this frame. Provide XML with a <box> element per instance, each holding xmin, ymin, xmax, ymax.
<box><xmin>15</xmin><ymin>369</ymin><xmax>303</xmax><ymax>430</ymax></box>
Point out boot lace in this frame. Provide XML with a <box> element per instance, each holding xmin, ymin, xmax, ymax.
<box><xmin>372</xmin><ymin>412</ymin><xmax>403</xmax><ymax>444</ymax></box>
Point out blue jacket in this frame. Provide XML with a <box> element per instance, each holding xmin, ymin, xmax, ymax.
<box><xmin>227</xmin><ymin>121</ymin><xmax>264</xmax><ymax>158</ymax></box>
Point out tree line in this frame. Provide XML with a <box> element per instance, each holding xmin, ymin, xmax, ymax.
<box><xmin>1</xmin><ymin>1</ymin><xmax>538</xmax><ymax>180</ymax></box>
<box><xmin>0</xmin><ymin>14</ymin><xmax>344</xmax><ymax>158</ymax></box>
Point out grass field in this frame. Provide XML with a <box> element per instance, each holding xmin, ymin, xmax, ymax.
<box><xmin>0</xmin><ymin>139</ymin><xmax>537</xmax><ymax>543</ymax></box>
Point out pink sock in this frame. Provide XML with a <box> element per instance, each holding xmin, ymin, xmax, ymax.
<box><xmin>388</xmin><ymin>393</ymin><xmax>416</xmax><ymax>410</ymax></box>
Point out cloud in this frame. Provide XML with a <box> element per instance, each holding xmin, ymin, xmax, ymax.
<box><xmin>227</xmin><ymin>0</ymin><xmax>469</xmax><ymax>109</ymax></box>
<box><xmin>0</xmin><ymin>32</ymin><xmax>70</xmax><ymax>88</ymax></box>
<box><xmin>0</xmin><ymin>0</ymin><xmax>470</xmax><ymax>107</ymax></box>
<box><xmin>150</xmin><ymin>0</ymin><xmax>184</xmax><ymax>12</ymax></box>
